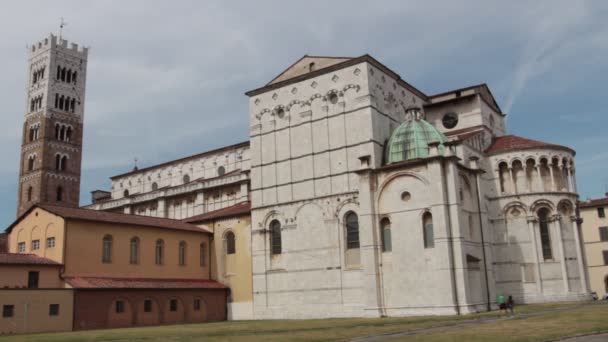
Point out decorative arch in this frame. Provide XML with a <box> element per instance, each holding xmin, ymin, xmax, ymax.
<box><xmin>502</xmin><ymin>201</ymin><xmax>528</xmax><ymax>217</ymax></box>
<box><xmin>376</xmin><ymin>171</ymin><xmax>430</xmax><ymax>204</ymax></box>
<box><xmin>530</xmin><ymin>199</ymin><xmax>555</xmax><ymax>213</ymax></box>
<box><xmin>334</xmin><ymin>197</ymin><xmax>359</xmax><ymax>219</ymax></box>
<box><xmin>557</xmin><ymin>199</ymin><xmax>575</xmax><ymax>216</ymax></box>
<box><xmin>294</xmin><ymin>201</ymin><xmax>326</xmax><ymax>221</ymax></box>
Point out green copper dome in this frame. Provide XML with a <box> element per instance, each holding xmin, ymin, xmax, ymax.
<box><xmin>385</xmin><ymin>116</ymin><xmax>448</xmax><ymax>164</ymax></box>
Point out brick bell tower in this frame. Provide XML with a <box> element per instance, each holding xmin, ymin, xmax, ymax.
<box><xmin>17</xmin><ymin>34</ymin><xmax>88</xmax><ymax>216</ymax></box>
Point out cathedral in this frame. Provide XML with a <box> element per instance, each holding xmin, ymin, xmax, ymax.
<box><xmin>2</xmin><ymin>34</ymin><xmax>590</xmax><ymax>332</ymax></box>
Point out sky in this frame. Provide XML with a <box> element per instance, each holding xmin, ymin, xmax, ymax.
<box><xmin>1</xmin><ymin>1</ymin><xmax>607</xmax><ymax>228</ymax></box>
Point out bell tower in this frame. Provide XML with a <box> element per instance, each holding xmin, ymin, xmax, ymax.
<box><xmin>17</xmin><ymin>34</ymin><xmax>89</xmax><ymax>216</ymax></box>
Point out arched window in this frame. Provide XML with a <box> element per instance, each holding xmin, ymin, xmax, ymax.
<box><xmin>61</xmin><ymin>67</ymin><xmax>66</xmax><ymax>81</ymax></box>
<box><xmin>55</xmin><ymin>154</ymin><xmax>61</xmax><ymax>170</ymax></box>
<box><xmin>423</xmin><ymin>212</ymin><xmax>434</xmax><ymax>248</ymax></box>
<box><xmin>60</xmin><ymin>156</ymin><xmax>68</xmax><ymax>171</ymax></box>
<box><xmin>538</xmin><ymin>208</ymin><xmax>552</xmax><ymax>260</ymax></box>
<box><xmin>102</xmin><ymin>235</ymin><xmax>113</xmax><ymax>263</ymax></box>
<box><xmin>56</xmin><ymin>186</ymin><xmax>63</xmax><ymax>201</ymax></box>
<box><xmin>380</xmin><ymin>218</ymin><xmax>392</xmax><ymax>252</ymax></box>
<box><xmin>70</xmin><ymin>98</ymin><xmax>76</xmax><ymax>113</ymax></box>
<box><xmin>59</xmin><ymin>96</ymin><xmax>64</xmax><ymax>110</ymax></box>
<box><xmin>270</xmin><ymin>220</ymin><xmax>282</xmax><ymax>255</ymax></box>
<box><xmin>73</xmin><ymin>71</ymin><xmax>77</xmax><ymax>84</ymax></box>
<box><xmin>151</xmin><ymin>182</ymin><xmax>158</xmax><ymax>191</ymax></box>
<box><xmin>29</xmin><ymin>127</ymin><xmax>35</xmax><ymax>141</ymax></box>
<box><xmin>28</xmin><ymin>156</ymin><xmax>35</xmax><ymax>171</ymax></box>
<box><xmin>129</xmin><ymin>237</ymin><xmax>139</xmax><ymax>264</ymax></box>
<box><xmin>217</xmin><ymin>166</ymin><xmax>226</xmax><ymax>177</ymax></box>
<box><xmin>183</xmin><ymin>174</ymin><xmax>190</xmax><ymax>184</ymax></box>
<box><xmin>345</xmin><ymin>212</ymin><xmax>360</xmax><ymax>249</ymax></box>
<box><xmin>66</xmin><ymin>70</ymin><xmax>71</xmax><ymax>83</ymax></box>
<box><xmin>179</xmin><ymin>241</ymin><xmax>187</xmax><ymax>266</ymax></box>
<box><xmin>200</xmin><ymin>242</ymin><xmax>207</xmax><ymax>267</ymax></box>
<box><xmin>155</xmin><ymin>239</ymin><xmax>164</xmax><ymax>265</ymax></box>
<box><xmin>123</xmin><ymin>190</ymin><xmax>130</xmax><ymax>197</ymax></box>
<box><xmin>66</xmin><ymin>127</ymin><xmax>72</xmax><ymax>142</ymax></box>
<box><xmin>225</xmin><ymin>231</ymin><xmax>236</xmax><ymax>255</ymax></box>
<box><xmin>56</xmin><ymin>66</ymin><xmax>61</xmax><ymax>80</ymax></box>
<box><xmin>27</xmin><ymin>186</ymin><xmax>33</xmax><ymax>202</ymax></box>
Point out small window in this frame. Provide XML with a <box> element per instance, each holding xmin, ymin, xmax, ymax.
<box><xmin>179</xmin><ymin>241</ymin><xmax>187</xmax><ymax>266</ymax></box>
<box><xmin>604</xmin><ymin>250</ymin><xmax>608</xmax><ymax>266</ymax></box>
<box><xmin>155</xmin><ymin>239</ymin><xmax>164</xmax><ymax>265</ymax></box>
<box><xmin>46</xmin><ymin>237</ymin><xmax>56</xmax><ymax>248</ymax></box>
<box><xmin>27</xmin><ymin>186</ymin><xmax>33</xmax><ymax>202</ymax></box>
<box><xmin>599</xmin><ymin>227</ymin><xmax>608</xmax><ymax>242</ymax></box>
<box><xmin>115</xmin><ymin>300</ymin><xmax>125</xmax><ymax>313</ymax></box>
<box><xmin>423</xmin><ymin>212</ymin><xmax>434</xmax><ymax>249</ymax></box>
<box><xmin>144</xmin><ymin>299</ymin><xmax>152</xmax><ymax>313</ymax></box>
<box><xmin>49</xmin><ymin>304</ymin><xmax>60</xmax><ymax>316</ymax></box>
<box><xmin>18</xmin><ymin>242</ymin><xmax>26</xmax><ymax>253</ymax></box>
<box><xmin>151</xmin><ymin>182</ymin><xmax>158</xmax><ymax>191</ymax></box>
<box><xmin>328</xmin><ymin>93</ymin><xmax>338</xmax><ymax>104</ymax></box>
<box><xmin>2</xmin><ymin>305</ymin><xmax>14</xmax><ymax>318</ymax></box>
<box><xmin>270</xmin><ymin>220</ymin><xmax>282</xmax><ymax>255</ymax></box>
<box><xmin>200</xmin><ymin>243</ymin><xmax>207</xmax><ymax>267</ymax></box>
<box><xmin>193</xmin><ymin>299</ymin><xmax>201</xmax><ymax>311</ymax></box>
<box><xmin>56</xmin><ymin>186</ymin><xmax>63</xmax><ymax>202</ymax></box>
<box><xmin>169</xmin><ymin>299</ymin><xmax>178</xmax><ymax>312</ymax></box>
<box><xmin>31</xmin><ymin>239</ymin><xmax>40</xmax><ymax>250</ymax></box>
<box><xmin>102</xmin><ymin>235</ymin><xmax>113</xmax><ymax>263</ymax></box>
<box><xmin>183</xmin><ymin>174</ymin><xmax>190</xmax><ymax>184</ymax></box>
<box><xmin>380</xmin><ymin>218</ymin><xmax>392</xmax><ymax>252</ymax></box>
<box><xmin>599</xmin><ymin>207</ymin><xmax>606</xmax><ymax>218</ymax></box>
<box><xmin>225</xmin><ymin>232</ymin><xmax>236</xmax><ymax>255</ymax></box>
<box><xmin>130</xmin><ymin>237</ymin><xmax>139</xmax><ymax>264</ymax></box>
<box><xmin>123</xmin><ymin>190</ymin><xmax>130</xmax><ymax>197</ymax></box>
<box><xmin>345</xmin><ymin>212</ymin><xmax>360</xmax><ymax>249</ymax></box>
<box><xmin>217</xmin><ymin>166</ymin><xmax>226</xmax><ymax>177</ymax></box>
<box><xmin>28</xmin><ymin>271</ymin><xmax>39</xmax><ymax>288</ymax></box>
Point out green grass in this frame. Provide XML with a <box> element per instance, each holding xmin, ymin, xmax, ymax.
<box><xmin>1</xmin><ymin>302</ymin><xmax>605</xmax><ymax>342</ymax></box>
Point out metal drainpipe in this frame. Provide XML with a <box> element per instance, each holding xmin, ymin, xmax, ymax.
<box><xmin>441</xmin><ymin>158</ymin><xmax>460</xmax><ymax>315</ymax></box>
<box><xmin>471</xmin><ymin>157</ymin><xmax>492</xmax><ymax>311</ymax></box>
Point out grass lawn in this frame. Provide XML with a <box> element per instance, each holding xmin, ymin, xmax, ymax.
<box><xmin>0</xmin><ymin>302</ymin><xmax>605</xmax><ymax>342</ymax></box>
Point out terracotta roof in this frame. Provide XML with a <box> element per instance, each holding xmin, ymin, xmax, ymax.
<box><xmin>110</xmin><ymin>141</ymin><xmax>249</xmax><ymax>180</ymax></box>
<box><xmin>64</xmin><ymin>277</ymin><xmax>228</xmax><ymax>289</ymax></box>
<box><xmin>486</xmin><ymin>135</ymin><xmax>574</xmax><ymax>155</ymax></box>
<box><xmin>580</xmin><ymin>197</ymin><xmax>608</xmax><ymax>208</ymax></box>
<box><xmin>0</xmin><ymin>234</ymin><xmax>7</xmax><ymax>253</ymax></box>
<box><xmin>184</xmin><ymin>202</ymin><xmax>251</xmax><ymax>223</ymax></box>
<box><xmin>0</xmin><ymin>253</ymin><xmax>62</xmax><ymax>266</ymax></box>
<box><xmin>6</xmin><ymin>204</ymin><xmax>211</xmax><ymax>234</ymax></box>
<box><xmin>444</xmin><ymin>125</ymin><xmax>486</xmax><ymax>141</ymax></box>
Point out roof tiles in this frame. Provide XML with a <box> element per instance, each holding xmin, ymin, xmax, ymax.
<box><xmin>183</xmin><ymin>202</ymin><xmax>251</xmax><ymax>223</ymax></box>
<box><xmin>0</xmin><ymin>253</ymin><xmax>62</xmax><ymax>266</ymax></box>
<box><xmin>64</xmin><ymin>277</ymin><xmax>227</xmax><ymax>289</ymax></box>
<box><xmin>486</xmin><ymin>135</ymin><xmax>573</xmax><ymax>155</ymax></box>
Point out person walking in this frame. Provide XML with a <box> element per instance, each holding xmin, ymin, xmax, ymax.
<box><xmin>498</xmin><ymin>294</ymin><xmax>507</xmax><ymax>314</ymax></box>
<box><xmin>507</xmin><ymin>295</ymin><xmax>515</xmax><ymax>316</ymax></box>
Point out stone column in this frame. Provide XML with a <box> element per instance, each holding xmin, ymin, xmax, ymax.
<box><xmin>554</xmin><ymin>215</ymin><xmax>569</xmax><ymax>293</ymax></box>
<box><xmin>527</xmin><ymin>218</ymin><xmax>543</xmax><ymax>294</ymax></box>
<box><xmin>508</xmin><ymin>167</ymin><xmax>516</xmax><ymax>194</ymax></box>
<box><xmin>549</xmin><ymin>163</ymin><xmax>556</xmax><ymax>191</ymax></box>
<box><xmin>524</xmin><ymin>164</ymin><xmax>531</xmax><ymax>192</ymax></box>
<box><xmin>570</xmin><ymin>215</ymin><xmax>588</xmax><ymax>293</ymax></box>
<box><xmin>194</xmin><ymin>191</ymin><xmax>205</xmax><ymax>216</ymax></box>
<box><xmin>536</xmin><ymin>165</ymin><xmax>544</xmax><ymax>192</ymax></box>
<box><xmin>157</xmin><ymin>198</ymin><xmax>166</xmax><ymax>218</ymax></box>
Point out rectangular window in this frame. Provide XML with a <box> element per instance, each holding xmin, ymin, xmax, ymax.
<box><xmin>2</xmin><ymin>305</ymin><xmax>14</xmax><ymax>318</ymax></box>
<box><xmin>46</xmin><ymin>237</ymin><xmax>55</xmax><ymax>248</ymax></box>
<box><xmin>115</xmin><ymin>300</ymin><xmax>124</xmax><ymax>313</ymax></box>
<box><xmin>17</xmin><ymin>242</ymin><xmax>25</xmax><ymax>253</ymax></box>
<box><xmin>170</xmin><ymin>299</ymin><xmax>177</xmax><ymax>312</ymax></box>
<box><xmin>598</xmin><ymin>207</ymin><xmax>606</xmax><ymax>218</ymax></box>
<box><xmin>49</xmin><ymin>304</ymin><xmax>60</xmax><ymax>316</ymax></box>
<box><xmin>600</xmin><ymin>227</ymin><xmax>608</xmax><ymax>242</ymax></box>
<box><xmin>604</xmin><ymin>250</ymin><xmax>608</xmax><ymax>266</ymax></box>
<box><xmin>144</xmin><ymin>299</ymin><xmax>152</xmax><ymax>313</ymax></box>
<box><xmin>31</xmin><ymin>239</ymin><xmax>40</xmax><ymax>250</ymax></box>
<box><xmin>193</xmin><ymin>299</ymin><xmax>201</xmax><ymax>311</ymax></box>
<box><xmin>28</xmin><ymin>271</ymin><xmax>39</xmax><ymax>288</ymax></box>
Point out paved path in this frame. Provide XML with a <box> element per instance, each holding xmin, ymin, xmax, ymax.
<box><xmin>347</xmin><ymin>303</ymin><xmax>601</xmax><ymax>342</ymax></box>
<box><xmin>557</xmin><ymin>333</ymin><xmax>608</xmax><ymax>342</ymax></box>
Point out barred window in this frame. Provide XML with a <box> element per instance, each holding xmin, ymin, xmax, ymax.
<box><xmin>538</xmin><ymin>209</ymin><xmax>553</xmax><ymax>260</ymax></box>
<box><xmin>129</xmin><ymin>237</ymin><xmax>139</xmax><ymax>264</ymax></box>
<box><xmin>102</xmin><ymin>235</ymin><xmax>113</xmax><ymax>263</ymax></box>
<box><xmin>155</xmin><ymin>239</ymin><xmax>164</xmax><ymax>265</ymax></box>
<box><xmin>270</xmin><ymin>220</ymin><xmax>282</xmax><ymax>255</ymax></box>
<box><xmin>179</xmin><ymin>241</ymin><xmax>187</xmax><ymax>266</ymax></box>
<box><xmin>423</xmin><ymin>212</ymin><xmax>434</xmax><ymax>248</ymax></box>
<box><xmin>380</xmin><ymin>218</ymin><xmax>392</xmax><ymax>252</ymax></box>
<box><xmin>225</xmin><ymin>232</ymin><xmax>236</xmax><ymax>255</ymax></box>
<box><xmin>599</xmin><ymin>227</ymin><xmax>608</xmax><ymax>242</ymax></box>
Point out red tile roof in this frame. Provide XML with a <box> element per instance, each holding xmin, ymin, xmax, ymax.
<box><xmin>0</xmin><ymin>253</ymin><xmax>62</xmax><ymax>266</ymax></box>
<box><xmin>183</xmin><ymin>202</ymin><xmax>251</xmax><ymax>223</ymax></box>
<box><xmin>580</xmin><ymin>197</ymin><xmax>608</xmax><ymax>208</ymax></box>
<box><xmin>6</xmin><ymin>204</ymin><xmax>212</xmax><ymax>234</ymax></box>
<box><xmin>486</xmin><ymin>135</ymin><xmax>574</xmax><ymax>155</ymax></box>
<box><xmin>64</xmin><ymin>277</ymin><xmax>228</xmax><ymax>289</ymax></box>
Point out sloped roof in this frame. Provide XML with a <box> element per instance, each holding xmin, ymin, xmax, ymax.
<box><xmin>183</xmin><ymin>202</ymin><xmax>251</xmax><ymax>223</ymax></box>
<box><xmin>485</xmin><ymin>135</ymin><xmax>574</xmax><ymax>155</ymax></box>
<box><xmin>0</xmin><ymin>253</ymin><xmax>62</xmax><ymax>266</ymax></box>
<box><xmin>580</xmin><ymin>197</ymin><xmax>608</xmax><ymax>208</ymax></box>
<box><xmin>64</xmin><ymin>277</ymin><xmax>227</xmax><ymax>289</ymax></box>
<box><xmin>6</xmin><ymin>204</ymin><xmax>211</xmax><ymax>235</ymax></box>
<box><xmin>267</xmin><ymin>55</ymin><xmax>353</xmax><ymax>85</ymax></box>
